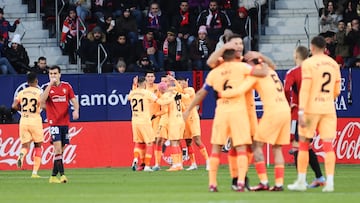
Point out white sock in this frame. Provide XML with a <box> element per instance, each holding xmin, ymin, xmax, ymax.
<box><xmin>298</xmin><ymin>173</ymin><xmax>306</xmax><ymax>183</ymax></box>
<box><xmin>326</xmin><ymin>175</ymin><xmax>334</xmax><ymax>186</ymax></box>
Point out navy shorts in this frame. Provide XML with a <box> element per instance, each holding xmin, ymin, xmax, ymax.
<box><xmin>50</xmin><ymin>126</ymin><xmax>70</xmax><ymax>145</ymax></box>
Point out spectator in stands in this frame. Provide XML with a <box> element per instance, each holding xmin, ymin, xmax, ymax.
<box><xmin>163</xmin><ymin>27</ymin><xmax>189</xmax><ymax>71</ymax></box>
<box><xmin>0</xmin><ymin>105</ymin><xmax>15</xmax><ymax>124</ymax></box>
<box><xmin>115</xmin><ymin>7</ymin><xmax>138</xmax><ymax>45</ymax></box>
<box><xmin>320</xmin><ymin>1</ymin><xmax>343</xmax><ymax>33</ymax></box>
<box><xmin>91</xmin><ymin>0</ymin><xmax>114</xmax><ymax>22</ymax></box>
<box><xmin>0</xmin><ymin>8</ymin><xmax>20</xmax><ymax>45</ymax></box>
<box><xmin>77</xmin><ymin>26</ymin><xmax>110</xmax><ymax>73</ymax></box>
<box><xmin>321</xmin><ymin>31</ymin><xmax>336</xmax><ymax>59</ymax></box>
<box><xmin>133</xmin><ymin>55</ymin><xmax>157</xmax><ymax>73</ymax></box>
<box><xmin>172</xmin><ymin>0</ymin><xmax>197</xmax><ymax>46</ymax></box>
<box><xmin>0</xmin><ymin>35</ymin><xmax>16</xmax><ymax>74</ymax></box>
<box><xmin>114</xmin><ymin>58</ymin><xmax>127</xmax><ymax>73</ymax></box>
<box><xmin>114</xmin><ymin>0</ymin><xmax>145</xmax><ymax>33</ymax></box>
<box><xmin>4</xmin><ymin>34</ymin><xmax>31</xmax><ymax>74</ymax></box>
<box><xmin>218</xmin><ymin>0</ymin><xmax>238</xmax><ymax>19</ymax></box>
<box><xmin>342</xmin><ymin>0</ymin><xmax>358</xmax><ymax>24</ymax></box>
<box><xmin>238</xmin><ymin>0</ymin><xmax>267</xmax><ymax>29</ymax></box>
<box><xmin>335</xmin><ymin>20</ymin><xmax>351</xmax><ymax>67</ymax></box>
<box><xmin>231</xmin><ymin>6</ymin><xmax>252</xmax><ymax>53</ymax></box>
<box><xmin>196</xmin><ymin>0</ymin><xmax>231</xmax><ymax>41</ymax></box>
<box><xmin>188</xmin><ymin>0</ymin><xmax>210</xmax><ymax>17</ymax></box>
<box><xmin>110</xmin><ymin>32</ymin><xmax>136</xmax><ymax>70</ymax></box>
<box><xmin>61</xmin><ymin>8</ymin><xmax>85</xmax><ymax>64</ymax></box>
<box><xmin>70</xmin><ymin>0</ymin><xmax>92</xmax><ymax>23</ymax></box>
<box><xmin>31</xmin><ymin>56</ymin><xmax>50</xmax><ymax>74</ymax></box>
<box><xmin>144</xmin><ymin>2</ymin><xmax>169</xmax><ymax>41</ymax></box>
<box><xmin>189</xmin><ymin>25</ymin><xmax>215</xmax><ymax>70</ymax></box>
<box><xmin>345</xmin><ymin>18</ymin><xmax>360</xmax><ymax>67</ymax></box>
<box><xmin>215</xmin><ymin>28</ymin><xmax>233</xmax><ymax>50</ymax></box>
<box><xmin>141</xmin><ymin>28</ymin><xmax>164</xmax><ymax>71</ymax></box>
<box><xmin>97</xmin><ymin>12</ymin><xmax>116</xmax><ymax>42</ymax></box>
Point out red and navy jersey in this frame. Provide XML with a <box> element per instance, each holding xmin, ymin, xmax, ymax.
<box><xmin>284</xmin><ymin>66</ymin><xmax>302</xmax><ymax>119</ymax></box>
<box><xmin>44</xmin><ymin>81</ymin><xmax>75</xmax><ymax>126</ymax></box>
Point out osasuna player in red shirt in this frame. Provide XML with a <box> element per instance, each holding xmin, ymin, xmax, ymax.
<box><xmin>284</xmin><ymin>46</ymin><xmax>325</xmax><ymax>188</ymax></box>
<box><xmin>41</xmin><ymin>66</ymin><xmax>79</xmax><ymax>184</ymax></box>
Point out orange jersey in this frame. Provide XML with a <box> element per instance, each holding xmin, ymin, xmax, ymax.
<box><xmin>158</xmin><ymin>91</ymin><xmax>184</xmax><ymax>125</ymax></box>
<box><xmin>15</xmin><ymin>86</ymin><xmax>42</xmax><ymax>126</ymax></box>
<box><xmin>300</xmin><ymin>54</ymin><xmax>341</xmax><ymax>114</ymax></box>
<box><xmin>205</xmin><ymin>61</ymin><xmax>253</xmax><ymax>112</ymax></box>
<box><xmin>182</xmin><ymin>87</ymin><xmax>200</xmax><ymax>120</ymax></box>
<box><xmin>128</xmin><ymin>88</ymin><xmax>157</xmax><ymax>124</ymax></box>
<box><xmin>252</xmin><ymin>69</ymin><xmax>290</xmax><ymax>113</ymax></box>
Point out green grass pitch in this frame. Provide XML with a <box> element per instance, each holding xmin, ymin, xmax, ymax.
<box><xmin>1</xmin><ymin>164</ymin><xmax>359</xmax><ymax>203</ymax></box>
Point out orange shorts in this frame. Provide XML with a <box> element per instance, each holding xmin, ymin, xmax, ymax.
<box><xmin>255</xmin><ymin>110</ymin><xmax>290</xmax><ymax>145</ymax></box>
<box><xmin>298</xmin><ymin>113</ymin><xmax>337</xmax><ymax>140</ymax></box>
<box><xmin>168</xmin><ymin>122</ymin><xmax>185</xmax><ymax>141</ymax></box>
<box><xmin>183</xmin><ymin>116</ymin><xmax>201</xmax><ymax>139</ymax></box>
<box><xmin>19</xmin><ymin>124</ymin><xmax>44</xmax><ymax>144</ymax></box>
<box><xmin>156</xmin><ymin>124</ymin><xmax>168</xmax><ymax>139</ymax></box>
<box><xmin>132</xmin><ymin>123</ymin><xmax>155</xmax><ymax>143</ymax></box>
<box><xmin>211</xmin><ymin>109</ymin><xmax>252</xmax><ymax>146</ymax></box>
<box><xmin>248</xmin><ymin>108</ymin><xmax>258</xmax><ymax>137</ymax></box>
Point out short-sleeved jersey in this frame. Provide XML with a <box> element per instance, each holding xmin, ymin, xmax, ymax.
<box><xmin>205</xmin><ymin>61</ymin><xmax>253</xmax><ymax>112</ymax></box>
<box><xmin>159</xmin><ymin>91</ymin><xmax>184</xmax><ymax>125</ymax></box>
<box><xmin>128</xmin><ymin>88</ymin><xmax>157</xmax><ymax>124</ymax></box>
<box><xmin>44</xmin><ymin>81</ymin><xmax>76</xmax><ymax>126</ymax></box>
<box><xmin>146</xmin><ymin>83</ymin><xmax>161</xmax><ymax>115</ymax></box>
<box><xmin>251</xmin><ymin>69</ymin><xmax>290</xmax><ymax>113</ymax></box>
<box><xmin>16</xmin><ymin>86</ymin><xmax>42</xmax><ymax>125</ymax></box>
<box><xmin>300</xmin><ymin>54</ymin><xmax>341</xmax><ymax>114</ymax></box>
<box><xmin>182</xmin><ymin>87</ymin><xmax>200</xmax><ymax>120</ymax></box>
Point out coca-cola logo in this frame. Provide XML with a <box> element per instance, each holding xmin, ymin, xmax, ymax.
<box><xmin>0</xmin><ymin>126</ymin><xmax>82</xmax><ymax>166</ymax></box>
<box><xmin>312</xmin><ymin>122</ymin><xmax>360</xmax><ymax>161</ymax></box>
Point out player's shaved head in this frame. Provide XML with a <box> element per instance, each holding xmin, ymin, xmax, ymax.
<box><xmin>311</xmin><ymin>36</ymin><xmax>326</xmax><ymax>49</ymax></box>
<box><xmin>296</xmin><ymin>46</ymin><xmax>309</xmax><ymax>60</ymax></box>
<box><xmin>138</xmin><ymin>76</ymin><xmax>146</xmax><ymax>84</ymax></box>
<box><xmin>222</xmin><ymin>49</ymin><xmax>236</xmax><ymax>61</ymax></box>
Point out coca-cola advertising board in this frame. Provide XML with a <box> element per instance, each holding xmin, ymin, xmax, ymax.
<box><xmin>0</xmin><ymin>118</ymin><xmax>359</xmax><ymax>170</ymax></box>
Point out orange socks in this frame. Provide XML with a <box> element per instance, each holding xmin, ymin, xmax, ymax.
<box><xmin>228</xmin><ymin>148</ymin><xmax>238</xmax><ymax>178</ymax></box>
<box><xmin>274</xmin><ymin>164</ymin><xmax>284</xmax><ymax>186</ymax></box>
<box><xmin>209</xmin><ymin>153</ymin><xmax>220</xmax><ymax>187</ymax></box>
<box><xmin>297</xmin><ymin>141</ymin><xmax>309</xmax><ymax>174</ymax></box>
<box><xmin>32</xmin><ymin>147</ymin><xmax>42</xmax><ymax>174</ymax></box>
<box><xmin>255</xmin><ymin>161</ymin><xmax>268</xmax><ymax>184</ymax></box>
<box><xmin>144</xmin><ymin>145</ymin><xmax>153</xmax><ymax>167</ymax></box>
<box><xmin>323</xmin><ymin>142</ymin><xmax>335</xmax><ymax>176</ymax></box>
<box><xmin>198</xmin><ymin>144</ymin><xmax>209</xmax><ymax>160</ymax></box>
<box><xmin>237</xmin><ymin>151</ymin><xmax>248</xmax><ymax>183</ymax></box>
<box><xmin>154</xmin><ymin>145</ymin><xmax>162</xmax><ymax>166</ymax></box>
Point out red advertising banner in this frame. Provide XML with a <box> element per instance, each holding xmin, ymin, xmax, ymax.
<box><xmin>0</xmin><ymin>118</ymin><xmax>359</xmax><ymax>170</ymax></box>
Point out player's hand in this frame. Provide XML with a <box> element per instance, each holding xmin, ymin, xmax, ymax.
<box><xmin>290</xmin><ymin>103</ymin><xmax>297</xmax><ymax>109</ymax></box>
<box><xmin>167</xmin><ymin>74</ymin><xmax>176</xmax><ymax>82</ymax></box>
<box><xmin>174</xmin><ymin>93</ymin><xmax>182</xmax><ymax>101</ymax></box>
<box><xmin>298</xmin><ymin>114</ymin><xmax>306</xmax><ymax>128</ymax></box>
<box><xmin>50</xmin><ymin>77</ymin><xmax>57</xmax><ymax>86</ymax></box>
<box><xmin>72</xmin><ymin>110</ymin><xmax>79</xmax><ymax>120</ymax></box>
<box><xmin>133</xmin><ymin>76</ymin><xmax>138</xmax><ymax>86</ymax></box>
<box><xmin>151</xmin><ymin>114</ymin><xmax>156</xmax><ymax>120</ymax></box>
<box><xmin>14</xmin><ymin>18</ymin><xmax>20</xmax><ymax>25</ymax></box>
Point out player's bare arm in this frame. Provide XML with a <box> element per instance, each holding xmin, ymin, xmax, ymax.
<box><xmin>183</xmin><ymin>87</ymin><xmax>208</xmax><ymax>120</ymax></box>
<box><xmin>207</xmin><ymin>41</ymin><xmax>236</xmax><ymax>68</ymax></box>
<box><xmin>245</xmin><ymin>51</ymin><xmax>276</xmax><ymax>70</ymax></box>
<box><xmin>40</xmin><ymin>77</ymin><xmax>57</xmax><ymax>107</ymax></box>
<box><xmin>71</xmin><ymin>97</ymin><xmax>79</xmax><ymax>120</ymax></box>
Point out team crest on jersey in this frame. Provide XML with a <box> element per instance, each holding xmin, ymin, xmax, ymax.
<box><xmin>63</xmin><ymin>88</ymin><xmax>67</xmax><ymax>94</ymax></box>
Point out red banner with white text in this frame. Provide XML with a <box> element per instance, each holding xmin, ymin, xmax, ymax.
<box><xmin>0</xmin><ymin>118</ymin><xmax>359</xmax><ymax>170</ymax></box>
